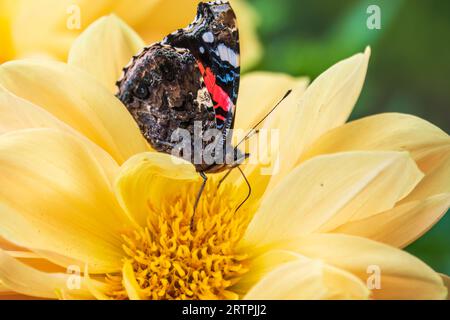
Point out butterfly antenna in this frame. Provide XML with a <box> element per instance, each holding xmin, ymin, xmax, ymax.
<box><xmin>234</xmin><ymin>166</ymin><xmax>251</xmax><ymax>214</ymax></box>
<box><xmin>219</xmin><ymin>89</ymin><xmax>293</xmax><ymax>189</ymax></box>
<box><xmin>234</xmin><ymin>89</ymin><xmax>292</xmax><ymax>150</ymax></box>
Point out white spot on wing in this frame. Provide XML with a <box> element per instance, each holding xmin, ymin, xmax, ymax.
<box><xmin>202</xmin><ymin>31</ymin><xmax>214</xmax><ymax>43</ymax></box>
<box><xmin>215</xmin><ymin>43</ymin><xmax>240</xmax><ymax>68</ymax></box>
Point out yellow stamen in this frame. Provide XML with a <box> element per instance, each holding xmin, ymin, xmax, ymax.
<box><xmin>108</xmin><ymin>182</ymin><xmax>250</xmax><ymax>300</ymax></box>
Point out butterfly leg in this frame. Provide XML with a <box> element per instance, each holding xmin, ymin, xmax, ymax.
<box><xmin>191</xmin><ymin>171</ymin><xmax>208</xmax><ymax>231</ymax></box>
<box><xmin>235</xmin><ymin>166</ymin><xmax>252</xmax><ymax>214</ymax></box>
<box><xmin>218</xmin><ymin>150</ymin><xmax>250</xmax><ymax>189</ymax></box>
<box><xmin>217</xmin><ymin>168</ymin><xmax>234</xmax><ymax>190</ymax></box>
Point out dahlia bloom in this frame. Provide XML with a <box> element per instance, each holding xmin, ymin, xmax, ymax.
<box><xmin>0</xmin><ymin>16</ymin><xmax>449</xmax><ymax>300</ymax></box>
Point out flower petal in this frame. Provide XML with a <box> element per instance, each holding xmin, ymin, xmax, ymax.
<box><xmin>332</xmin><ymin>193</ymin><xmax>450</xmax><ymax>248</ymax></box>
<box><xmin>0</xmin><ymin>86</ymin><xmax>70</xmax><ymax>134</ymax></box>
<box><xmin>302</xmin><ymin>113</ymin><xmax>450</xmax><ymax>165</ymax></box>
<box><xmin>114</xmin><ymin>152</ymin><xmax>200</xmax><ymax>227</ymax></box>
<box><xmin>0</xmin><ymin>128</ymin><xmax>130</xmax><ymax>273</ymax></box>
<box><xmin>0</xmin><ymin>249</ymin><xmax>104</xmax><ymax>299</ymax></box>
<box><xmin>300</xmin><ymin>114</ymin><xmax>450</xmax><ymax>247</ymax></box>
<box><xmin>4</xmin><ymin>0</ymin><xmax>75</xmax><ymax>61</ymax></box>
<box><xmin>267</xmin><ymin>47</ymin><xmax>371</xmax><ymax>190</ymax></box>
<box><xmin>234</xmin><ymin>72</ymin><xmax>308</xmax><ymax>132</ymax></box>
<box><xmin>0</xmin><ymin>0</ymin><xmax>16</xmax><ymax>63</ymax></box>
<box><xmin>441</xmin><ymin>274</ymin><xmax>450</xmax><ymax>300</ymax></box>
<box><xmin>68</xmin><ymin>15</ymin><xmax>145</xmax><ymax>93</ymax></box>
<box><xmin>0</xmin><ymin>60</ymin><xmax>150</xmax><ymax>164</ymax></box>
<box><xmin>243</xmin><ymin>257</ymin><xmax>369</xmax><ymax>300</ymax></box>
<box><xmin>400</xmin><ymin>149</ymin><xmax>450</xmax><ymax>203</ymax></box>
<box><xmin>243</xmin><ymin>259</ymin><xmax>324</xmax><ymax>300</ymax></box>
<box><xmin>122</xmin><ymin>260</ymin><xmax>144</xmax><ymax>300</ymax></box>
<box><xmin>0</xmin><ymin>87</ymin><xmax>120</xmax><ymax>184</ymax></box>
<box><xmin>302</xmin><ymin>113</ymin><xmax>450</xmax><ymax>201</ymax></box>
<box><xmin>230</xmin><ymin>75</ymin><xmax>309</xmax><ymax>209</ymax></box>
<box><xmin>242</xmin><ymin>151</ymin><xmax>423</xmax><ymax>248</ymax></box>
<box><xmin>276</xmin><ymin>234</ymin><xmax>447</xmax><ymax>300</ymax></box>
<box><xmin>234</xmin><ymin>250</ymin><xmax>306</xmax><ymax>295</ymax></box>
<box><xmin>99</xmin><ymin>0</ymin><xmax>161</xmax><ymax>30</ymax></box>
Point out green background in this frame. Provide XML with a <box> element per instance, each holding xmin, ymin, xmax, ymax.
<box><xmin>249</xmin><ymin>0</ymin><xmax>450</xmax><ymax>274</ymax></box>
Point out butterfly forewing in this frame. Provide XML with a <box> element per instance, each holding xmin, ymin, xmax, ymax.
<box><xmin>163</xmin><ymin>1</ymin><xmax>241</xmax><ymax>132</ymax></box>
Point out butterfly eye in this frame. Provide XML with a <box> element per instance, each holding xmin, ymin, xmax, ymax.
<box><xmin>134</xmin><ymin>84</ymin><xmax>149</xmax><ymax>99</ymax></box>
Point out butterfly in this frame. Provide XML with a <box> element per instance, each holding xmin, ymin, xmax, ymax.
<box><xmin>117</xmin><ymin>1</ymin><xmax>245</xmax><ymax>174</ymax></box>
<box><xmin>116</xmin><ymin>1</ymin><xmax>290</xmax><ymax>215</ymax></box>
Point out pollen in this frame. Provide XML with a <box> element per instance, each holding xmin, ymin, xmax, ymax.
<box><xmin>107</xmin><ymin>182</ymin><xmax>251</xmax><ymax>300</ymax></box>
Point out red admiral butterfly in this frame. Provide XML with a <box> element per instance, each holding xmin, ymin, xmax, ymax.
<box><xmin>116</xmin><ymin>1</ymin><xmax>290</xmax><ymax>216</ymax></box>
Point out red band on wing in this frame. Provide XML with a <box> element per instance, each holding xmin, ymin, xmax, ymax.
<box><xmin>215</xmin><ymin>114</ymin><xmax>226</xmax><ymax>121</ymax></box>
<box><xmin>198</xmin><ymin>62</ymin><xmax>233</xmax><ymax>116</ymax></box>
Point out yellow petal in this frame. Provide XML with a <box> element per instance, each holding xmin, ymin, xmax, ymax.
<box><xmin>302</xmin><ymin>113</ymin><xmax>450</xmax><ymax>201</ymax></box>
<box><xmin>6</xmin><ymin>251</ymin><xmax>66</xmax><ymax>274</ymax></box>
<box><xmin>0</xmin><ymin>279</ymin><xmax>8</xmax><ymax>292</ymax></box>
<box><xmin>243</xmin><ymin>258</ymin><xmax>369</xmax><ymax>300</ymax></box>
<box><xmin>5</xmin><ymin>0</ymin><xmax>163</xmax><ymax>61</ymax></box>
<box><xmin>0</xmin><ymin>86</ymin><xmax>70</xmax><ymax>134</ymax></box>
<box><xmin>122</xmin><ymin>260</ymin><xmax>144</xmax><ymax>300</ymax></box>
<box><xmin>242</xmin><ymin>151</ymin><xmax>423</xmax><ymax>248</ymax></box>
<box><xmin>234</xmin><ymin>250</ymin><xmax>306</xmax><ymax>295</ymax></box>
<box><xmin>0</xmin><ymin>249</ymin><xmax>104</xmax><ymax>299</ymax></box>
<box><xmin>320</xmin><ymin>264</ymin><xmax>371</xmax><ymax>300</ymax></box>
<box><xmin>0</xmin><ymin>0</ymin><xmax>16</xmax><ymax>63</ymax></box>
<box><xmin>0</xmin><ymin>60</ymin><xmax>150</xmax><ymax>164</ymax></box>
<box><xmin>68</xmin><ymin>15</ymin><xmax>145</xmax><ymax>93</ymax></box>
<box><xmin>83</xmin><ymin>265</ymin><xmax>111</xmax><ymax>300</ymax></box>
<box><xmin>302</xmin><ymin>113</ymin><xmax>450</xmax><ymax>165</ymax></box>
<box><xmin>332</xmin><ymin>193</ymin><xmax>450</xmax><ymax>248</ymax></box>
<box><xmin>277</xmin><ymin>234</ymin><xmax>447</xmax><ymax>300</ymax></box>
<box><xmin>236</xmin><ymin>249</ymin><xmax>368</xmax><ymax>299</ymax></box>
<box><xmin>267</xmin><ymin>47</ymin><xmax>371</xmax><ymax>191</ymax></box>
<box><xmin>3</xmin><ymin>0</ymin><xmax>75</xmax><ymax>61</ymax></box>
<box><xmin>5</xmin><ymin>0</ymin><xmax>158</xmax><ymax>61</ymax></box>
<box><xmin>234</xmin><ymin>72</ymin><xmax>308</xmax><ymax>132</ymax></box>
<box><xmin>1</xmin><ymin>236</ymin><xmax>24</xmax><ymax>251</ymax></box>
<box><xmin>300</xmin><ymin>113</ymin><xmax>450</xmax><ymax>243</ymax></box>
<box><xmin>228</xmin><ymin>74</ymin><xmax>308</xmax><ymax>210</ymax></box>
<box><xmin>0</xmin><ymin>128</ymin><xmax>130</xmax><ymax>273</ymax></box>
<box><xmin>0</xmin><ymin>87</ymin><xmax>120</xmax><ymax>184</ymax></box>
<box><xmin>103</xmin><ymin>0</ymin><xmax>160</xmax><ymax>27</ymax></box>
<box><xmin>114</xmin><ymin>152</ymin><xmax>200</xmax><ymax>227</ymax></box>
<box><xmin>244</xmin><ymin>259</ymin><xmax>325</xmax><ymax>300</ymax></box>
<box><xmin>400</xmin><ymin>149</ymin><xmax>450</xmax><ymax>203</ymax></box>
<box><xmin>441</xmin><ymin>274</ymin><xmax>450</xmax><ymax>300</ymax></box>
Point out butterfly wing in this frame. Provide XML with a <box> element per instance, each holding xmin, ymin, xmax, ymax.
<box><xmin>163</xmin><ymin>1</ymin><xmax>240</xmax><ymax>132</ymax></box>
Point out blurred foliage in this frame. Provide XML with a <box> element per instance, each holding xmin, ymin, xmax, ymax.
<box><xmin>250</xmin><ymin>0</ymin><xmax>450</xmax><ymax>274</ymax></box>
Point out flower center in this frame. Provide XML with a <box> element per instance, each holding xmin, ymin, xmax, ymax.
<box><xmin>108</xmin><ymin>181</ymin><xmax>250</xmax><ymax>300</ymax></box>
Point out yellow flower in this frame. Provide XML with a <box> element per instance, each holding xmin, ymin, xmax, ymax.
<box><xmin>0</xmin><ymin>16</ymin><xmax>449</xmax><ymax>300</ymax></box>
<box><xmin>0</xmin><ymin>0</ymin><xmax>261</xmax><ymax>70</ymax></box>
